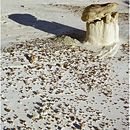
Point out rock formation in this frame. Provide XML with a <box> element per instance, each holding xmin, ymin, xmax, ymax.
<box><xmin>81</xmin><ymin>3</ymin><xmax>119</xmax><ymax>46</ymax></box>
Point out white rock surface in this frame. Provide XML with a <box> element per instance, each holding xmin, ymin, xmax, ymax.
<box><xmin>86</xmin><ymin>12</ymin><xmax>119</xmax><ymax>46</ymax></box>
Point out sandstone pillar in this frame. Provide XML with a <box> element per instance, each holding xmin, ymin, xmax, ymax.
<box><xmin>81</xmin><ymin>3</ymin><xmax>119</xmax><ymax>46</ymax></box>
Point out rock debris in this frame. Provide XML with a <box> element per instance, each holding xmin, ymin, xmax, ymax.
<box><xmin>1</xmin><ymin>36</ymin><xmax>129</xmax><ymax>129</ymax></box>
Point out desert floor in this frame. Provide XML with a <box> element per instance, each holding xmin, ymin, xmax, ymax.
<box><xmin>1</xmin><ymin>0</ymin><xmax>129</xmax><ymax>130</ymax></box>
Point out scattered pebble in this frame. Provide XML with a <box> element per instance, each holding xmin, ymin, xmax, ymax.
<box><xmin>1</xmin><ymin>15</ymin><xmax>129</xmax><ymax>130</ymax></box>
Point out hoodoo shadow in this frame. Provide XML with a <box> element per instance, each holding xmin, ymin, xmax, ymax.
<box><xmin>8</xmin><ymin>14</ymin><xmax>86</xmax><ymax>42</ymax></box>
<box><xmin>124</xmin><ymin>0</ymin><xmax>129</xmax><ymax>5</ymax></box>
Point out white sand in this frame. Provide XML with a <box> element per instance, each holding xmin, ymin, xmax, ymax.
<box><xmin>1</xmin><ymin>0</ymin><xmax>129</xmax><ymax>130</ymax></box>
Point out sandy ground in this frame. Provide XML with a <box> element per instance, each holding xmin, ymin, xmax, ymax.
<box><xmin>1</xmin><ymin>0</ymin><xmax>129</xmax><ymax>130</ymax></box>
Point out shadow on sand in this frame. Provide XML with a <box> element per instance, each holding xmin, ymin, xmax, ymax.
<box><xmin>8</xmin><ymin>14</ymin><xmax>86</xmax><ymax>42</ymax></box>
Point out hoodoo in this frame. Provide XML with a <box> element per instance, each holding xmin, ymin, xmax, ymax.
<box><xmin>81</xmin><ymin>3</ymin><xmax>119</xmax><ymax>46</ymax></box>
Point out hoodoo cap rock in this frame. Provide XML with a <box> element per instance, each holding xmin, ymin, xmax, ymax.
<box><xmin>81</xmin><ymin>3</ymin><xmax>119</xmax><ymax>23</ymax></box>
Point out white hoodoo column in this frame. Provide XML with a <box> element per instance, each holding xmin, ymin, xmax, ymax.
<box><xmin>86</xmin><ymin>12</ymin><xmax>119</xmax><ymax>45</ymax></box>
<box><xmin>81</xmin><ymin>3</ymin><xmax>119</xmax><ymax>46</ymax></box>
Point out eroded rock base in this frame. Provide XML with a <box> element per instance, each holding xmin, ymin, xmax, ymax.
<box><xmin>85</xmin><ymin>12</ymin><xmax>119</xmax><ymax>46</ymax></box>
<box><xmin>47</xmin><ymin>35</ymin><xmax>120</xmax><ymax>58</ymax></box>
